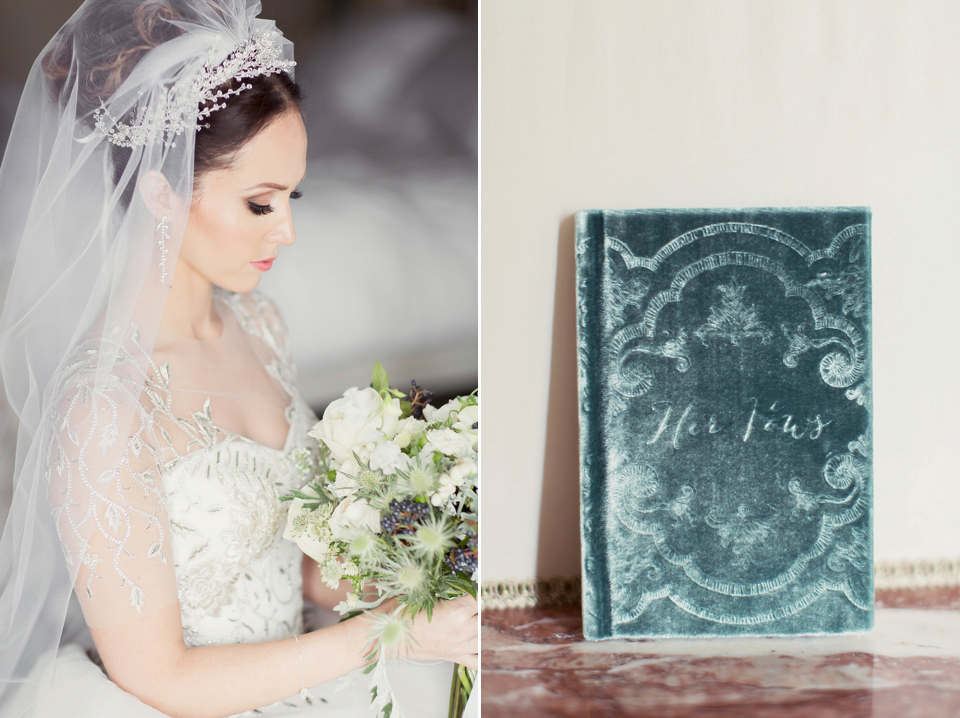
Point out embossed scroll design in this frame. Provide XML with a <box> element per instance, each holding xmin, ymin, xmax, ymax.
<box><xmin>601</xmin><ymin>221</ymin><xmax>871</xmax><ymax>629</ymax></box>
<box><xmin>608</xmin><ymin>437</ymin><xmax>870</xmax><ymax>626</ymax></box>
<box><xmin>606</xmin><ymin>253</ymin><xmax>867</xmax><ymax>398</ymax></box>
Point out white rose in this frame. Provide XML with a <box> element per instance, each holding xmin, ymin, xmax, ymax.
<box><xmin>310</xmin><ymin>387</ymin><xmax>400</xmax><ymax>464</ymax></box>
<box><xmin>328</xmin><ymin>497</ymin><xmax>382</xmax><ymax>541</ymax></box>
<box><xmin>370</xmin><ymin>441</ymin><xmax>409</xmax><ymax>474</ymax></box>
<box><xmin>425</xmin><ymin>427</ymin><xmax>473</xmax><ymax>458</ymax></box>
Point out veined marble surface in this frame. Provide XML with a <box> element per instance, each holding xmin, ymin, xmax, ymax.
<box><xmin>481</xmin><ymin>588</ymin><xmax>960</xmax><ymax>717</ymax></box>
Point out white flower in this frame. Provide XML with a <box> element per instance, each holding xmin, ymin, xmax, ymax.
<box><xmin>330</xmin><ymin>456</ymin><xmax>362</xmax><ymax>499</ymax></box>
<box><xmin>425</xmin><ymin>427</ymin><xmax>473</xmax><ymax>458</ymax></box>
<box><xmin>282</xmin><ymin>499</ymin><xmax>338</xmax><ymax>564</ymax></box>
<box><xmin>309</xmin><ymin>387</ymin><xmax>402</xmax><ymax>464</ymax></box>
<box><xmin>392</xmin><ymin>417</ymin><xmax>426</xmax><ymax>449</ymax></box>
<box><xmin>448</xmin><ymin>457</ymin><xmax>477</xmax><ymax>486</ymax></box>
<box><xmin>296</xmin><ymin>526</ymin><xmax>335</xmax><ymax>564</ymax></box>
<box><xmin>431</xmin><ymin>474</ymin><xmax>457</xmax><ymax>506</ymax></box>
<box><xmin>451</xmin><ymin>404</ymin><xmax>479</xmax><ymax>450</ymax></box>
<box><xmin>370</xmin><ymin>441</ymin><xmax>409</xmax><ymax>474</ymax></box>
<box><xmin>282</xmin><ymin>498</ymin><xmax>312</xmax><ymax>542</ymax></box>
<box><xmin>320</xmin><ymin>559</ymin><xmax>344</xmax><ymax>589</ymax></box>
<box><xmin>282</xmin><ymin>496</ymin><xmax>324</xmax><ymax>542</ymax></box>
<box><xmin>328</xmin><ymin>497</ymin><xmax>382</xmax><ymax>541</ymax></box>
<box><xmin>379</xmin><ymin>396</ymin><xmax>403</xmax><ymax>440</ymax></box>
<box><xmin>333</xmin><ymin>592</ymin><xmax>384</xmax><ymax>616</ymax></box>
<box><xmin>425</xmin><ymin>398</ymin><xmax>478</xmax><ymax>447</ymax></box>
<box><xmin>423</xmin><ymin>398</ymin><xmax>459</xmax><ymax>424</ymax></box>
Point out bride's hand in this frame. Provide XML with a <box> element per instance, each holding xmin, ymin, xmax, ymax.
<box><xmin>378</xmin><ymin>595</ymin><xmax>478</xmax><ymax>670</ymax></box>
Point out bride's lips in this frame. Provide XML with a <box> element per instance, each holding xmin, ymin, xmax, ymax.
<box><xmin>251</xmin><ymin>258</ymin><xmax>275</xmax><ymax>271</ymax></box>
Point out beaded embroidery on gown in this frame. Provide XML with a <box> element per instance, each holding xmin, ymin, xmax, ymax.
<box><xmin>32</xmin><ymin>288</ymin><xmax>452</xmax><ymax>718</ymax></box>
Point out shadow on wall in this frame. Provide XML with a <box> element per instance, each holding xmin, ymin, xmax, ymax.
<box><xmin>536</xmin><ymin>215</ymin><xmax>582</xmax><ymax>579</ymax></box>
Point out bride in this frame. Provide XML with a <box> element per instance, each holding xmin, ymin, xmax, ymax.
<box><xmin>0</xmin><ymin>1</ymin><xmax>478</xmax><ymax>717</ymax></box>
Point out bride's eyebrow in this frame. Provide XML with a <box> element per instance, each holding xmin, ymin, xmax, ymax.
<box><xmin>243</xmin><ymin>174</ymin><xmax>308</xmax><ymax>193</ymax></box>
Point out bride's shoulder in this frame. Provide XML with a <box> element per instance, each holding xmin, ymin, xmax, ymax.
<box><xmin>47</xmin><ymin>325</ymin><xmax>165</xmax><ymax>493</ymax></box>
<box><xmin>51</xmin><ymin>324</ymin><xmax>155</xmax><ymax>409</ymax></box>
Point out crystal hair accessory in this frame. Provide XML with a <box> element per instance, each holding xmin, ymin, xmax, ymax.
<box><xmin>94</xmin><ymin>30</ymin><xmax>295</xmax><ymax>148</ymax></box>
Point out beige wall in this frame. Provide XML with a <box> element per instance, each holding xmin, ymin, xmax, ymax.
<box><xmin>481</xmin><ymin>0</ymin><xmax>960</xmax><ymax>581</ymax></box>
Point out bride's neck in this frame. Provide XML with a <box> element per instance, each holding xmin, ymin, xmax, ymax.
<box><xmin>159</xmin><ymin>262</ymin><xmax>223</xmax><ymax>341</ymax></box>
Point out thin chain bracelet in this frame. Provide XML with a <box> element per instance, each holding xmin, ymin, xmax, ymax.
<box><xmin>293</xmin><ymin>634</ymin><xmax>316</xmax><ymax>703</ymax></box>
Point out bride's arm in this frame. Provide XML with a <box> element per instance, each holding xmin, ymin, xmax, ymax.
<box><xmin>55</xmin><ymin>382</ymin><xmax>476</xmax><ymax>718</ymax></box>
<box><xmin>302</xmin><ymin>553</ymin><xmax>360</xmax><ymax>609</ymax></box>
<box><xmin>90</xmin><ymin>593</ymin><xmax>477</xmax><ymax>718</ymax></box>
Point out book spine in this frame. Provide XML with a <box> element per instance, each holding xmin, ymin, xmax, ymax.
<box><xmin>863</xmin><ymin>209</ymin><xmax>875</xmax><ymax>624</ymax></box>
<box><xmin>575</xmin><ymin>210</ymin><xmax>610</xmax><ymax>639</ymax></box>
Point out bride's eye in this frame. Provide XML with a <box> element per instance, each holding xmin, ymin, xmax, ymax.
<box><xmin>247</xmin><ymin>200</ymin><xmax>274</xmax><ymax>216</ymax></box>
<box><xmin>291</xmin><ymin>189</ymin><xmax>303</xmax><ymax>200</ymax></box>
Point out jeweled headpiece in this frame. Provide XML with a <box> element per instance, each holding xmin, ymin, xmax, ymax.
<box><xmin>94</xmin><ymin>30</ymin><xmax>296</xmax><ymax>148</ymax></box>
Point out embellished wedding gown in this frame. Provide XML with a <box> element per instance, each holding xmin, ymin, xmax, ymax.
<box><xmin>30</xmin><ymin>288</ymin><xmax>453</xmax><ymax>718</ymax></box>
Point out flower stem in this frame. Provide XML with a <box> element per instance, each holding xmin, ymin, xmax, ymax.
<box><xmin>447</xmin><ymin>662</ymin><xmax>474</xmax><ymax>718</ymax></box>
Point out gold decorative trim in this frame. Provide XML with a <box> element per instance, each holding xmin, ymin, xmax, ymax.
<box><xmin>874</xmin><ymin>558</ymin><xmax>960</xmax><ymax>591</ymax></box>
<box><xmin>481</xmin><ymin>560</ymin><xmax>960</xmax><ymax>610</ymax></box>
<box><xmin>481</xmin><ymin>576</ymin><xmax>581</xmax><ymax>610</ymax></box>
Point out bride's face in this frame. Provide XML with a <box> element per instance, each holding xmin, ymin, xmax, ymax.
<box><xmin>178</xmin><ymin>109</ymin><xmax>308</xmax><ymax>293</ymax></box>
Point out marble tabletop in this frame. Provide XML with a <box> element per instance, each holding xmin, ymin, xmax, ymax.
<box><xmin>481</xmin><ymin>587</ymin><xmax>960</xmax><ymax>717</ymax></box>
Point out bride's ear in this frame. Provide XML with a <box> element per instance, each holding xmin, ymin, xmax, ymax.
<box><xmin>137</xmin><ymin>170</ymin><xmax>180</xmax><ymax>217</ymax></box>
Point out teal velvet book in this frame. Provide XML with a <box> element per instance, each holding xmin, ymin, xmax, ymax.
<box><xmin>575</xmin><ymin>208</ymin><xmax>873</xmax><ymax>639</ymax></box>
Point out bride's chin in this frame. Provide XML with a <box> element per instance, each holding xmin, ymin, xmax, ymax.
<box><xmin>219</xmin><ymin>272</ymin><xmax>261</xmax><ymax>295</ymax></box>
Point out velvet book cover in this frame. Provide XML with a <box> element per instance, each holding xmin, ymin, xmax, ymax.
<box><xmin>575</xmin><ymin>208</ymin><xmax>873</xmax><ymax>639</ymax></box>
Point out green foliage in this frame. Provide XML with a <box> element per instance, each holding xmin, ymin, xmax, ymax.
<box><xmin>371</xmin><ymin>360</ymin><xmax>389</xmax><ymax>395</ymax></box>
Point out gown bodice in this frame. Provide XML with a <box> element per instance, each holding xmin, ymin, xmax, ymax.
<box><xmin>163</xmin><ymin>395</ymin><xmax>315</xmax><ymax>648</ymax></box>
<box><xmin>40</xmin><ymin>289</ymin><xmax>456</xmax><ymax>718</ymax></box>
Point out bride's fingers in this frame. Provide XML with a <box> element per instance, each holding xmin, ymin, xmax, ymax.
<box><xmin>453</xmin><ymin>594</ymin><xmax>478</xmax><ymax>612</ymax></box>
<box><xmin>447</xmin><ymin>634</ymin><xmax>478</xmax><ymax>667</ymax></box>
<box><xmin>456</xmin><ymin>652</ymin><xmax>478</xmax><ymax>671</ymax></box>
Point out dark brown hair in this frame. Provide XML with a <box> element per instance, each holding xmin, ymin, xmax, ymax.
<box><xmin>42</xmin><ymin>0</ymin><xmax>302</xmax><ymax>196</ymax></box>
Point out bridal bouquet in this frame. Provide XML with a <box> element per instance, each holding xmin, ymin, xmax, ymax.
<box><xmin>281</xmin><ymin>363</ymin><xmax>478</xmax><ymax>718</ymax></box>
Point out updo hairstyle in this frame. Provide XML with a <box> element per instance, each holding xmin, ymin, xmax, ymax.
<box><xmin>41</xmin><ymin>0</ymin><xmax>302</xmax><ymax>199</ymax></box>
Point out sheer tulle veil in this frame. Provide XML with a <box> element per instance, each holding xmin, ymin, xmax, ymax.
<box><xmin>0</xmin><ymin>2</ymin><xmax>294</xmax><ymax>713</ymax></box>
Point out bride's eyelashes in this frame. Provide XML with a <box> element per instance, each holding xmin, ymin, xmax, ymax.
<box><xmin>246</xmin><ymin>189</ymin><xmax>303</xmax><ymax>216</ymax></box>
<box><xmin>247</xmin><ymin>200</ymin><xmax>273</xmax><ymax>216</ymax></box>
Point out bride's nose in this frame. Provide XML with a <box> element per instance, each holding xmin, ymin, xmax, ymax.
<box><xmin>266</xmin><ymin>209</ymin><xmax>295</xmax><ymax>246</ymax></box>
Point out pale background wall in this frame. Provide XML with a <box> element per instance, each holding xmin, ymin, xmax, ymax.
<box><xmin>481</xmin><ymin>0</ymin><xmax>960</xmax><ymax>581</ymax></box>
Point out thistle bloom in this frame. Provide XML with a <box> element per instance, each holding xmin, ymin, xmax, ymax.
<box><xmin>409</xmin><ymin>515</ymin><xmax>456</xmax><ymax>558</ymax></box>
<box><xmin>366</xmin><ymin>608</ymin><xmax>413</xmax><ymax>658</ymax></box>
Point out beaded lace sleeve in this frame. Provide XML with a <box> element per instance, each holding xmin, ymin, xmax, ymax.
<box><xmin>48</xmin><ymin>328</ymin><xmax>182</xmax><ymax>625</ymax></box>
